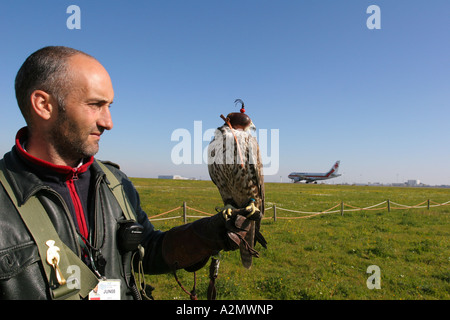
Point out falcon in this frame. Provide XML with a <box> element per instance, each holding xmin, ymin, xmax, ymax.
<box><xmin>207</xmin><ymin>99</ymin><xmax>266</xmax><ymax>268</ymax></box>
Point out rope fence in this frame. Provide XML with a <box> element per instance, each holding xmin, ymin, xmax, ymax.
<box><xmin>148</xmin><ymin>199</ymin><xmax>450</xmax><ymax>223</ymax></box>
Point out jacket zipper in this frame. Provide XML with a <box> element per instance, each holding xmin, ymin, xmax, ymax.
<box><xmin>66</xmin><ymin>168</ymin><xmax>88</xmax><ymax>239</ymax></box>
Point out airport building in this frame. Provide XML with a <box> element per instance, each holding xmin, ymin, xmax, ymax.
<box><xmin>158</xmin><ymin>175</ymin><xmax>189</xmax><ymax>180</ymax></box>
<box><xmin>406</xmin><ymin>180</ymin><xmax>421</xmax><ymax>187</ymax></box>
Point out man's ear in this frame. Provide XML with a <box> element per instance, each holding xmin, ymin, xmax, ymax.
<box><xmin>30</xmin><ymin>90</ymin><xmax>55</xmax><ymax>120</ymax></box>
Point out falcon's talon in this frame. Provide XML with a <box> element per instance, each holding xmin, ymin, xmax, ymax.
<box><xmin>220</xmin><ymin>205</ymin><xmax>236</xmax><ymax>220</ymax></box>
<box><xmin>245</xmin><ymin>202</ymin><xmax>257</xmax><ymax>218</ymax></box>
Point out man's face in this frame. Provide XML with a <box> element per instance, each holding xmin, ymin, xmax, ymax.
<box><xmin>49</xmin><ymin>54</ymin><xmax>114</xmax><ymax>163</ymax></box>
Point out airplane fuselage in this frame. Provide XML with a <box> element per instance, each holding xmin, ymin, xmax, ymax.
<box><xmin>288</xmin><ymin>161</ymin><xmax>341</xmax><ymax>183</ymax></box>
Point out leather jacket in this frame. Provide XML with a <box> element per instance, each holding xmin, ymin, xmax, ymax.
<box><xmin>0</xmin><ymin>145</ymin><xmax>170</xmax><ymax>300</ymax></box>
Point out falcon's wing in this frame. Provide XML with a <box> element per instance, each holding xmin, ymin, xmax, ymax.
<box><xmin>249</xmin><ymin>135</ymin><xmax>264</xmax><ymax>214</ymax></box>
<box><xmin>248</xmin><ymin>135</ymin><xmax>267</xmax><ymax>249</ymax></box>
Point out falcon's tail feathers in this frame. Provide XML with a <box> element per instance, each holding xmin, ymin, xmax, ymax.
<box><xmin>255</xmin><ymin>231</ymin><xmax>267</xmax><ymax>249</ymax></box>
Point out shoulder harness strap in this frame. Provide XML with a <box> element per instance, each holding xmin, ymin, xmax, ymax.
<box><xmin>95</xmin><ymin>159</ymin><xmax>136</xmax><ymax>221</ymax></box>
<box><xmin>0</xmin><ymin>160</ymin><xmax>99</xmax><ymax>300</ymax></box>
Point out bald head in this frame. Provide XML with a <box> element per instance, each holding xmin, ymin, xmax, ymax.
<box><xmin>64</xmin><ymin>53</ymin><xmax>114</xmax><ymax>109</ymax></box>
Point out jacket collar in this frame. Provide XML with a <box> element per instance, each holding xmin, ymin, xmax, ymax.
<box><xmin>15</xmin><ymin>127</ymin><xmax>94</xmax><ymax>178</ymax></box>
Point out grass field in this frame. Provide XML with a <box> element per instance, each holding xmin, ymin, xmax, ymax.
<box><xmin>131</xmin><ymin>178</ymin><xmax>450</xmax><ymax>300</ymax></box>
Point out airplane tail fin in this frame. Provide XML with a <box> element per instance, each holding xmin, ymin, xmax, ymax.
<box><xmin>327</xmin><ymin>161</ymin><xmax>340</xmax><ymax>176</ymax></box>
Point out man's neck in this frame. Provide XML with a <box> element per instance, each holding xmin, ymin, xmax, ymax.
<box><xmin>15</xmin><ymin>127</ymin><xmax>94</xmax><ymax>178</ymax></box>
<box><xmin>26</xmin><ymin>130</ymin><xmax>80</xmax><ymax>168</ymax></box>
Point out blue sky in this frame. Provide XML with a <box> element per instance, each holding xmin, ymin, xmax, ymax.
<box><xmin>0</xmin><ymin>1</ymin><xmax>449</xmax><ymax>185</ymax></box>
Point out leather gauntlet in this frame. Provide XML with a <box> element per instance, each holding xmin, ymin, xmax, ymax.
<box><xmin>161</xmin><ymin>206</ymin><xmax>262</xmax><ymax>272</ymax></box>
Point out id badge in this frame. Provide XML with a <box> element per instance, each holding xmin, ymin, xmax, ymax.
<box><xmin>89</xmin><ymin>279</ymin><xmax>121</xmax><ymax>300</ymax></box>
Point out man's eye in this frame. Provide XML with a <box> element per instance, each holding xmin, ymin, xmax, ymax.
<box><xmin>88</xmin><ymin>101</ymin><xmax>112</xmax><ymax>109</ymax></box>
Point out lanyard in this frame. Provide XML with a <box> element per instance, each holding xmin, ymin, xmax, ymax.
<box><xmin>77</xmin><ymin>233</ymin><xmax>107</xmax><ymax>280</ymax></box>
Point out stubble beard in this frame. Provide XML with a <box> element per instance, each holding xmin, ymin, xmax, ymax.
<box><xmin>49</xmin><ymin>109</ymin><xmax>100</xmax><ymax>165</ymax></box>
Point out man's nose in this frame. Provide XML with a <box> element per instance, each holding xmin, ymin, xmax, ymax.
<box><xmin>98</xmin><ymin>106</ymin><xmax>113</xmax><ymax>130</ymax></box>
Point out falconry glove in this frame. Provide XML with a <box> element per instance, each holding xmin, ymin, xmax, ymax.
<box><xmin>161</xmin><ymin>204</ymin><xmax>263</xmax><ymax>272</ymax></box>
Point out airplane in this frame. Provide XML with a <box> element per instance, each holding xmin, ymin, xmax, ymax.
<box><xmin>288</xmin><ymin>161</ymin><xmax>341</xmax><ymax>184</ymax></box>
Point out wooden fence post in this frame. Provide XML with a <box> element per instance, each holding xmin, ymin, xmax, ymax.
<box><xmin>273</xmin><ymin>204</ymin><xmax>277</xmax><ymax>222</ymax></box>
<box><xmin>387</xmin><ymin>199</ymin><xmax>390</xmax><ymax>213</ymax></box>
<box><xmin>183</xmin><ymin>201</ymin><xmax>187</xmax><ymax>224</ymax></box>
<box><xmin>340</xmin><ymin>201</ymin><xmax>344</xmax><ymax>216</ymax></box>
<box><xmin>427</xmin><ymin>199</ymin><xmax>430</xmax><ymax>210</ymax></box>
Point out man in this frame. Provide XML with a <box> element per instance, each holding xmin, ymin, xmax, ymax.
<box><xmin>0</xmin><ymin>46</ymin><xmax>260</xmax><ymax>300</ymax></box>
